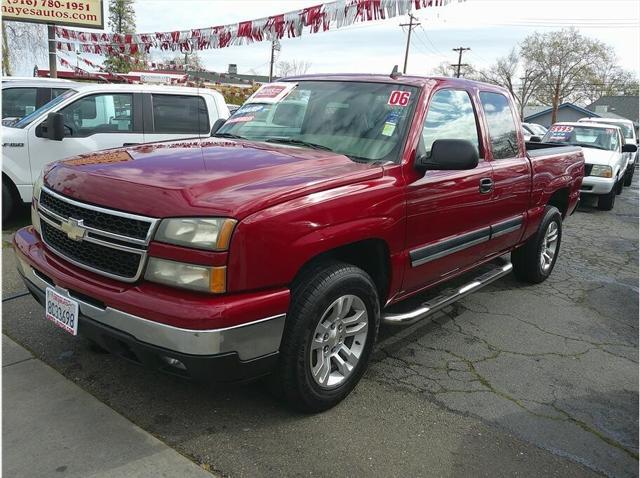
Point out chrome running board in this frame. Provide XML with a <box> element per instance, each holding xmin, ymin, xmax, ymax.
<box><xmin>382</xmin><ymin>258</ymin><xmax>513</xmax><ymax>326</ymax></box>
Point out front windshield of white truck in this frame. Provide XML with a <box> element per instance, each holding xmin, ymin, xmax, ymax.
<box><xmin>215</xmin><ymin>81</ymin><xmax>419</xmax><ymax>163</ymax></box>
<box><xmin>542</xmin><ymin>125</ymin><xmax>620</xmax><ymax>151</ymax></box>
<box><xmin>12</xmin><ymin>89</ymin><xmax>77</xmax><ymax>129</ymax></box>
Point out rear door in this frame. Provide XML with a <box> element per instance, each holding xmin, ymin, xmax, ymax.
<box><xmin>402</xmin><ymin>88</ymin><xmax>495</xmax><ymax>294</ymax></box>
<box><xmin>142</xmin><ymin>93</ymin><xmax>212</xmax><ymax>143</ymax></box>
<box><xmin>479</xmin><ymin>91</ymin><xmax>531</xmax><ymax>254</ymax></box>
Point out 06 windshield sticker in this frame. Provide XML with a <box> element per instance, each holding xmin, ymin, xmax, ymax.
<box><xmin>246</xmin><ymin>82</ymin><xmax>297</xmax><ymax>104</ymax></box>
<box><xmin>388</xmin><ymin>90</ymin><xmax>411</xmax><ymax>106</ymax></box>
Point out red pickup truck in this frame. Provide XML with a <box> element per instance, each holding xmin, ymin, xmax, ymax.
<box><xmin>14</xmin><ymin>74</ymin><xmax>584</xmax><ymax>412</ymax></box>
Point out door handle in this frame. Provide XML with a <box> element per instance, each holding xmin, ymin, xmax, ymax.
<box><xmin>122</xmin><ymin>143</ymin><xmax>140</xmax><ymax>147</ymax></box>
<box><xmin>479</xmin><ymin>178</ymin><xmax>493</xmax><ymax>194</ymax></box>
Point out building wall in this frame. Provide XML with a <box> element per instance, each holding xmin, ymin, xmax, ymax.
<box><xmin>526</xmin><ymin>109</ymin><xmax>593</xmax><ymax>128</ymax></box>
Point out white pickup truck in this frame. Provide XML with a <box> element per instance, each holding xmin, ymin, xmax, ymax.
<box><xmin>541</xmin><ymin>122</ymin><xmax>637</xmax><ymax>210</ymax></box>
<box><xmin>578</xmin><ymin>117</ymin><xmax>638</xmax><ymax>186</ymax></box>
<box><xmin>2</xmin><ymin>84</ymin><xmax>229</xmax><ymax>221</ymax></box>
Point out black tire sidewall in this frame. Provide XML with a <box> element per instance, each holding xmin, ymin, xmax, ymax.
<box><xmin>281</xmin><ymin>263</ymin><xmax>379</xmax><ymax>412</ymax></box>
<box><xmin>2</xmin><ymin>182</ymin><xmax>14</xmax><ymax>223</ymax></box>
<box><xmin>533</xmin><ymin>207</ymin><xmax>562</xmax><ymax>280</ymax></box>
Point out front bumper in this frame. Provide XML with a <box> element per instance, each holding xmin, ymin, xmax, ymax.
<box><xmin>14</xmin><ymin>226</ymin><xmax>289</xmax><ymax>382</ymax></box>
<box><xmin>580</xmin><ymin>176</ymin><xmax>616</xmax><ymax>195</ymax></box>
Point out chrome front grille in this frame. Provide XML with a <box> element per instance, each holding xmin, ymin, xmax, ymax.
<box><xmin>37</xmin><ymin>187</ymin><xmax>159</xmax><ymax>282</ymax></box>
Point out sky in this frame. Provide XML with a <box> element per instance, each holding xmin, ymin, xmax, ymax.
<box><xmin>16</xmin><ymin>0</ymin><xmax>640</xmax><ymax>78</ymax></box>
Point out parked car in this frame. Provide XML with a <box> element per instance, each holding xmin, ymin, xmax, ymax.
<box><xmin>2</xmin><ymin>83</ymin><xmax>229</xmax><ymax>221</ymax></box>
<box><xmin>541</xmin><ymin>122</ymin><xmax>637</xmax><ymax>210</ymax></box>
<box><xmin>578</xmin><ymin>117</ymin><xmax>638</xmax><ymax>185</ymax></box>
<box><xmin>14</xmin><ymin>75</ymin><xmax>584</xmax><ymax>412</ymax></box>
<box><xmin>522</xmin><ymin>122</ymin><xmax>547</xmax><ymax>140</ymax></box>
<box><xmin>2</xmin><ymin>77</ymin><xmax>79</xmax><ymax>126</ymax></box>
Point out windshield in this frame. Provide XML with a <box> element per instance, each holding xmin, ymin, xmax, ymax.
<box><xmin>542</xmin><ymin>124</ymin><xmax>621</xmax><ymax>151</ymax></box>
<box><xmin>12</xmin><ymin>89</ymin><xmax>77</xmax><ymax>128</ymax></box>
<box><xmin>216</xmin><ymin>81</ymin><xmax>418</xmax><ymax>162</ymax></box>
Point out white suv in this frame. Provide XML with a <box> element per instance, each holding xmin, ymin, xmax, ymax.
<box><xmin>2</xmin><ymin>83</ymin><xmax>229</xmax><ymax>221</ymax></box>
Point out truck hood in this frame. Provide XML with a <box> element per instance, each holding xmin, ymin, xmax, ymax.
<box><xmin>45</xmin><ymin>138</ymin><xmax>385</xmax><ymax>219</ymax></box>
<box><xmin>581</xmin><ymin>148</ymin><xmax>619</xmax><ymax>166</ymax></box>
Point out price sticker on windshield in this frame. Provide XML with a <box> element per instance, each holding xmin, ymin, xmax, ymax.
<box><xmin>550</xmin><ymin>125</ymin><xmax>573</xmax><ymax>133</ymax></box>
<box><xmin>247</xmin><ymin>82</ymin><xmax>297</xmax><ymax>104</ymax></box>
<box><xmin>388</xmin><ymin>90</ymin><xmax>411</xmax><ymax>106</ymax></box>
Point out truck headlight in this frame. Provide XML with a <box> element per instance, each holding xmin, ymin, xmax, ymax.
<box><xmin>33</xmin><ymin>171</ymin><xmax>44</xmax><ymax>202</ymax></box>
<box><xmin>31</xmin><ymin>172</ymin><xmax>44</xmax><ymax>235</ymax></box>
<box><xmin>144</xmin><ymin>258</ymin><xmax>226</xmax><ymax>293</ymax></box>
<box><xmin>589</xmin><ymin>165</ymin><xmax>613</xmax><ymax>178</ymax></box>
<box><xmin>154</xmin><ymin>218</ymin><xmax>237</xmax><ymax>251</ymax></box>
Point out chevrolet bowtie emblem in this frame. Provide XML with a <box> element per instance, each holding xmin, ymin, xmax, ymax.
<box><xmin>60</xmin><ymin>218</ymin><xmax>87</xmax><ymax>241</ymax></box>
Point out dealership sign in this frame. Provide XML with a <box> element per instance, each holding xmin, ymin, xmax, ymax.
<box><xmin>2</xmin><ymin>0</ymin><xmax>103</xmax><ymax>29</ymax></box>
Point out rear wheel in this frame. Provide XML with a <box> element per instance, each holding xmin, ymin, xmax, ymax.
<box><xmin>272</xmin><ymin>261</ymin><xmax>379</xmax><ymax>413</ymax></box>
<box><xmin>598</xmin><ymin>185</ymin><xmax>617</xmax><ymax>210</ymax></box>
<box><xmin>512</xmin><ymin>206</ymin><xmax>562</xmax><ymax>284</ymax></box>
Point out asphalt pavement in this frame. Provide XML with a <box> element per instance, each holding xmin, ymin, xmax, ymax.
<box><xmin>2</xmin><ymin>177</ymin><xmax>638</xmax><ymax>477</ymax></box>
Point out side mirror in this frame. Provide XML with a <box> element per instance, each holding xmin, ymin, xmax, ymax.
<box><xmin>416</xmin><ymin>139</ymin><xmax>479</xmax><ymax>171</ymax></box>
<box><xmin>210</xmin><ymin>118</ymin><xmax>226</xmax><ymax>135</ymax></box>
<box><xmin>47</xmin><ymin>112</ymin><xmax>65</xmax><ymax>141</ymax></box>
<box><xmin>622</xmin><ymin>143</ymin><xmax>638</xmax><ymax>153</ymax></box>
<box><xmin>529</xmin><ymin>135</ymin><xmax>542</xmax><ymax>143</ymax></box>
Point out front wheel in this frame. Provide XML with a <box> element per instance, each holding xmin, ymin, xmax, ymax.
<box><xmin>624</xmin><ymin>167</ymin><xmax>634</xmax><ymax>187</ymax></box>
<box><xmin>598</xmin><ymin>185</ymin><xmax>617</xmax><ymax>210</ymax></box>
<box><xmin>273</xmin><ymin>261</ymin><xmax>379</xmax><ymax>413</ymax></box>
<box><xmin>512</xmin><ymin>205</ymin><xmax>562</xmax><ymax>284</ymax></box>
<box><xmin>2</xmin><ymin>181</ymin><xmax>16</xmax><ymax>224</ymax></box>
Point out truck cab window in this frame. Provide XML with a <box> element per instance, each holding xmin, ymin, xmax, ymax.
<box><xmin>480</xmin><ymin>92</ymin><xmax>519</xmax><ymax>159</ymax></box>
<box><xmin>2</xmin><ymin>88</ymin><xmax>37</xmax><ymax>118</ymax></box>
<box><xmin>60</xmin><ymin>93</ymin><xmax>133</xmax><ymax>136</ymax></box>
<box><xmin>152</xmin><ymin>95</ymin><xmax>209</xmax><ymax>134</ymax></box>
<box><xmin>422</xmin><ymin>89</ymin><xmax>479</xmax><ymax>157</ymax></box>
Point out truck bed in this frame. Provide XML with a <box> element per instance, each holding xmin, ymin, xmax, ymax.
<box><xmin>525</xmin><ymin>141</ymin><xmax>582</xmax><ymax>158</ymax></box>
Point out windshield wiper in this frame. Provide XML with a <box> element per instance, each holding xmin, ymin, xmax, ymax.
<box><xmin>212</xmin><ymin>132</ymin><xmax>247</xmax><ymax>140</ymax></box>
<box><xmin>264</xmin><ymin>137</ymin><xmax>334</xmax><ymax>152</ymax></box>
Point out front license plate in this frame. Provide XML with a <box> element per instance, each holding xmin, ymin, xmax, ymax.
<box><xmin>45</xmin><ymin>288</ymin><xmax>79</xmax><ymax>336</ymax></box>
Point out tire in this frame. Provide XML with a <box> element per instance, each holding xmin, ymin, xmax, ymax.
<box><xmin>511</xmin><ymin>205</ymin><xmax>562</xmax><ymax>284</ymax></box>
<box><xmin>598</xmin><ymin>185</ymin><xmax>616</xmax><ymax>211</ymax></box>
<box><xmin>624</xmin><ymin>167</ymin><xmax>634</xmax><ymax>187</ymax></box>
<box><xmin>2</xmin><ymin>180</ymin><xmax>16</xmax><ymax>224</ymax></box>
<box><xmin>272</xmin><ymin>260</ymin><xmax>380</xmax><ymax>413</ymax></box>
<box><xmin>616</xmin><ymin>178</ymin><xmax>623</xmax><ymax>195</ymax></box>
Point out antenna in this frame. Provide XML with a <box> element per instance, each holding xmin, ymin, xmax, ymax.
<box><xmin>390</xmin><ymin>65</ymin><xmax>402</xmax><ymax>79</ymax></box>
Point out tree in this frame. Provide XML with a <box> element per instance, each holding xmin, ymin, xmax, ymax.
<box><xmin>520</xmin><ymin>28</ymin><xmax>610</xmax><ymax>123</ymax></box>
<box><xmin>476</xmin><ymin>48</ymin><xmax>542</xmax><ymax>119</ymax></box>
<box><xmin>581</xmin><ymin>51</ymin><xmax>639</xmax><ymax>103</ymax></box>
<box><xmin>429</xmin><ymin>60</ymin><xmax>475</xmax><ymax>79</ymax></box>
<box><xmin>103</xmin><ymin>0</ymin><xmax>138</xmax><ymax>73</ymax></box>
<box><xmin>276</xmin><ymin>59</ymin><xmax>311</xmax><ymax>78</ymax></box>
<box><xmin>1</xmin><ymin>21</ymin><xmax>47</xmax><ymax>76</ymax></box>
<box><xmin>165</xmin><ymin>52</ymin><xmax>204</xmax><ymax>71</ymax></box>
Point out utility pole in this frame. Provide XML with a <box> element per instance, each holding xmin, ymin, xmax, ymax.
<box><xmin>451</xmin><ymin>47</ymin><xmax>470</xmax><ymax>78</ymax></box>
<box><xmin>47</xmin><ymin>24</ymin><xmax>57</xmax><ymax>78</ymax></box>
<box><xmin>400</xmin><ymin>13</ymin><xmax>420</xmax><ymax>74</ymax></box>
<box><xmin>268</xmin><ymin>39</ymin><xmax>280</xmax><ymax>82</ymax></box>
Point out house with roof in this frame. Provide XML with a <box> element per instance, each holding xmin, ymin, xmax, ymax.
<box><xmin>523</xmin><ymin>102</ymin><xmax>600</xmax><ymax>128</ymax></box>
<box><xmin>585</xmin><ymin>95</ymin><xmax>639</xmax><ymax>130</ymax></box>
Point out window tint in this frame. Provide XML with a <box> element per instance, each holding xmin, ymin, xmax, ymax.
<box><xmin>59</xmin><ymin>93</ymin><xmax>133</xmax><ymax>136</ymax></box>
<box><xmin>2</xmin><ymin>88</ymin><xmax>37</xmax><ymax>118</ymax></box>
<box><xmin>480</xmin><ymin>92</ymin><xmax>519</xmax><ymax>159</ymax></box>
<box><xmin>421</xmin><ymin>89</ymin><xmax>479</xmax><ymax>157</ymax></box>
<box><xmin>152</xmin><ymin>95</ymin><xmax>209</xmax><ymax>134</ymax></box>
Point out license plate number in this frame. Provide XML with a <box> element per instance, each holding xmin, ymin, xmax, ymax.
<box><xmin>45</xmin><ymin>288</ymin><xmax>79</xmax><ymax>336</ymax></box>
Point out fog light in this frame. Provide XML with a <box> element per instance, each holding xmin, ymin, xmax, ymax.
<box><xmin>162</xmin><ymin>356</ymin><xmax>186</xmax><ymax>370</ymax></box>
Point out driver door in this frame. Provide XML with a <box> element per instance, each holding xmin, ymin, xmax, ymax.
<box><xmin>28</xmin><ymin>92</ymin><xmax>144</xmax><ymax>178</ymax></box>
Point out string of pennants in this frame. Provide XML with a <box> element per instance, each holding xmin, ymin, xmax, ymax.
<box><xmin>56</xmin><ymin>50</ymin><xmax>136</xmax><ymax>83</ymax></box>
<box><xmin>54</xmin><ymin>0</ymin><xmax>461</xmax><ymax>54</ymax></box>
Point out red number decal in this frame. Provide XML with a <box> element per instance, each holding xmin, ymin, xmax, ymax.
<box><xmin>388</xmin><ymin>91</ymin><xmax>411</xmax><ymax>106</ymax></box>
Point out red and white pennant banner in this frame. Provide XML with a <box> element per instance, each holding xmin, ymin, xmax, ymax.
<box><xmin>55</xmin><ymin>0</ymin><xmax>461</xmax><ymax>53</ymax></box>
